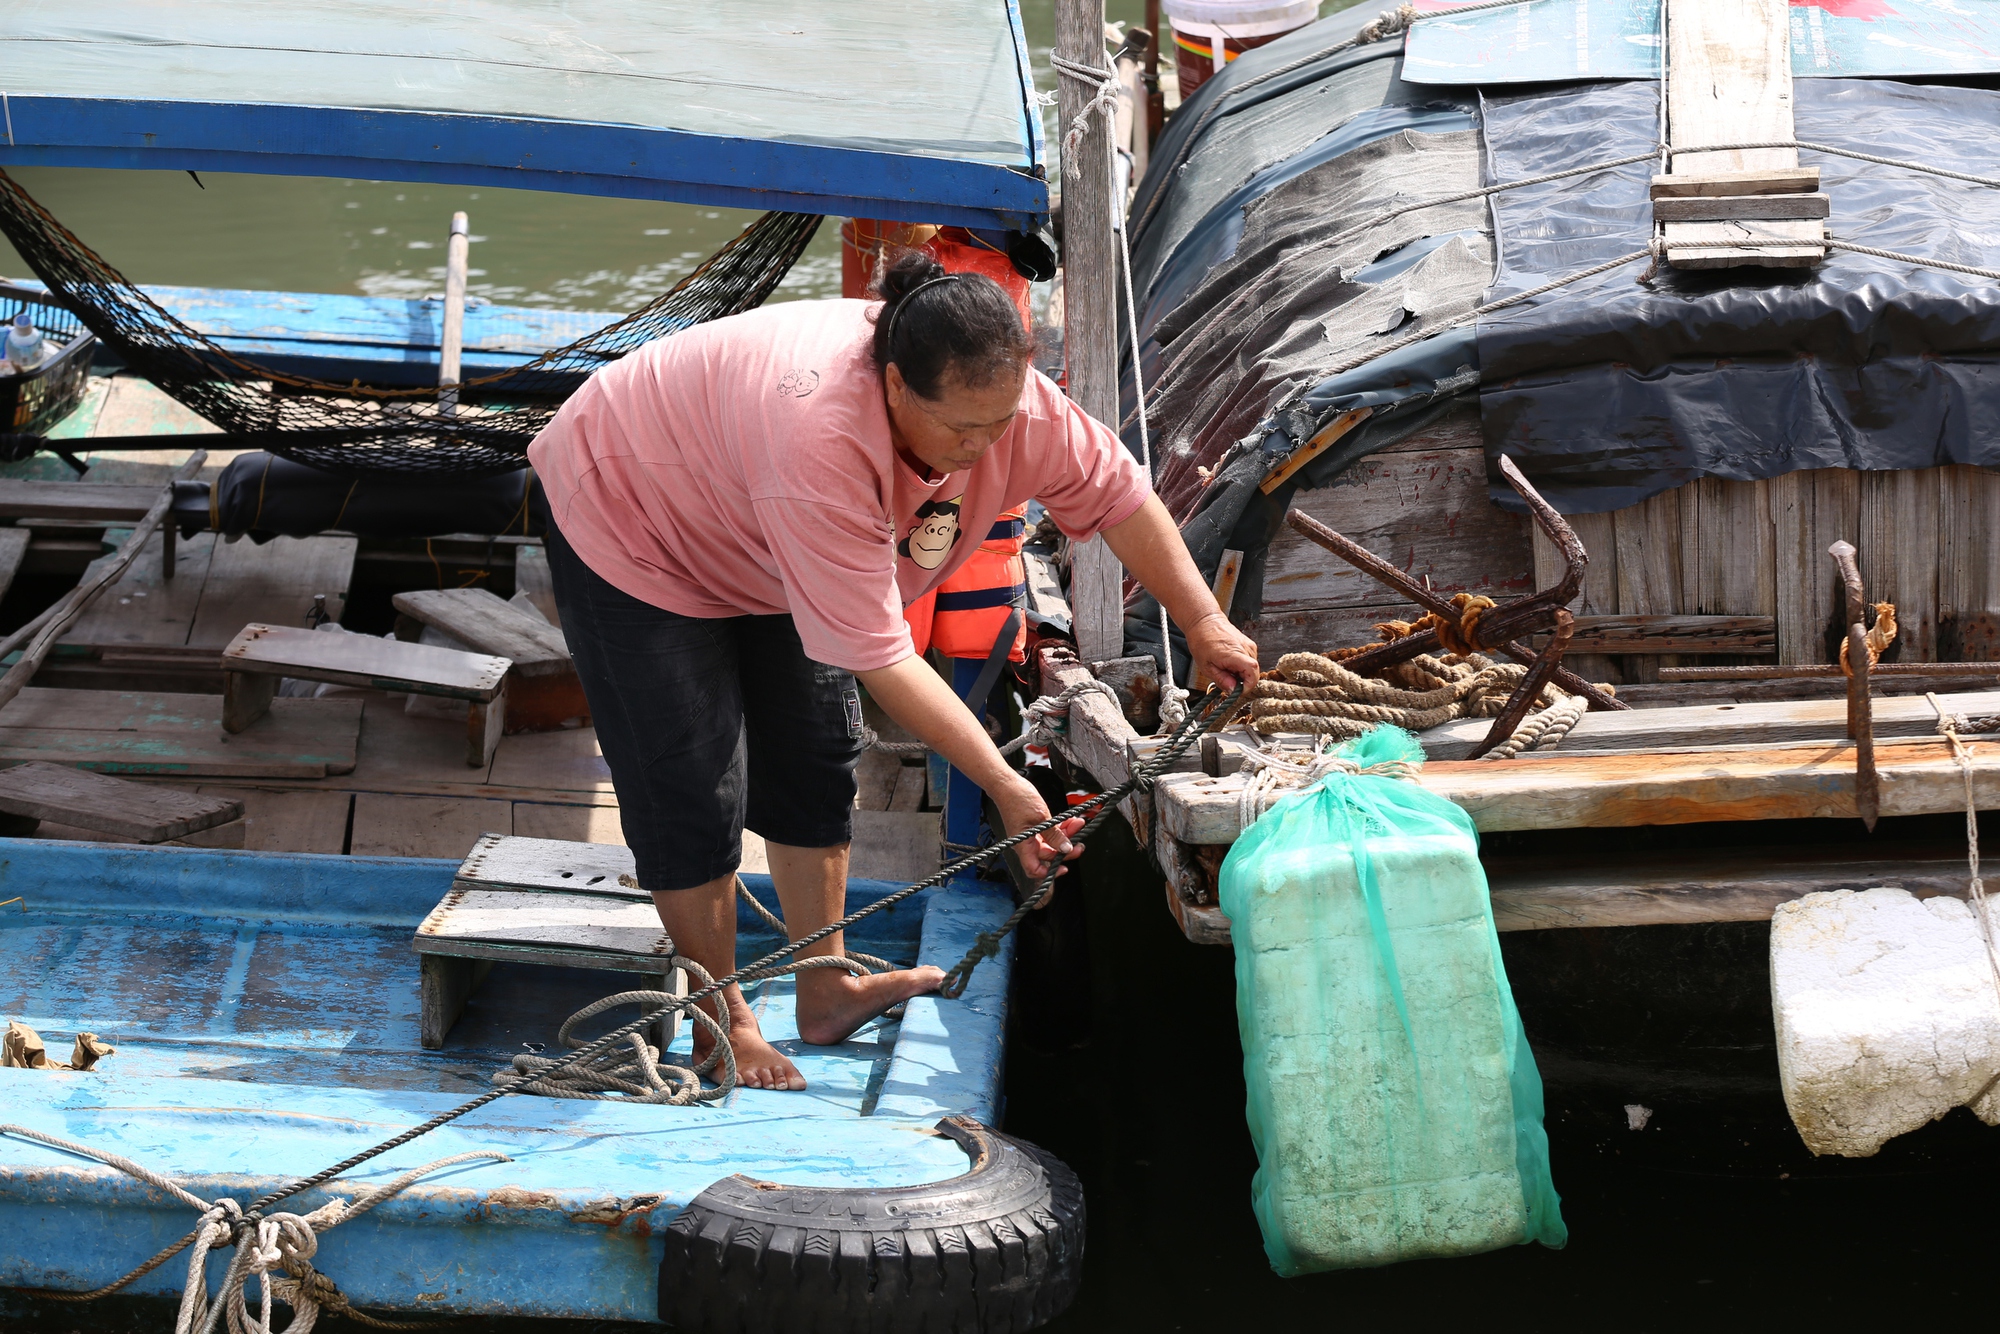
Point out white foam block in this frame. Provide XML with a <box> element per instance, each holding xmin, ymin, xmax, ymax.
<box><xmin>1771</xmin><ymin>887</ymin><xmax>2000</xmax><ymax>1157</ymax></box>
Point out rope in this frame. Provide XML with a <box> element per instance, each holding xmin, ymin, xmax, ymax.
<box><xmin>999</xmin><ymin>677</ymin><xmax>1126</xmax><ymax>757</ymax></box>
<box><xmin>1051</xmin><ymin>54</ymin><xmax>1123</xmax><ymax>162</ymax></box>
<box><xmin>0</xmin><ymin>1124</ymin><xmax>499</xmax><ymax>1332</ymax></box>
<box><xmin>1478</xmin><ymin>691</ymin><xmax>1586</xmax><ymax>761</ymax></box>
<box><xmin>1839</xmin><ymin>601</ymin><xmax>1898</xmax><ymax>676</ymax></box>
<box><xmin>859</xmin><ymin>725</ymin><xmax>929</xmax><ymax>759</ymax></box>
<box><xmin>1236</xmin><ymin>736</ymin><xmax>1421</xmax><ymax>827</ymax></box>
<box><xmin>1927</xmin><ymin>697</ymin><xmax>2000</xmax><ymax>1003</ymax></box>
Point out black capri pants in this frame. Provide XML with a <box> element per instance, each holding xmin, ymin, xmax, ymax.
<box><xmin>544</xmin><ymin>523</ymin><xmax>867</xmax><ymax>892</ymax></box>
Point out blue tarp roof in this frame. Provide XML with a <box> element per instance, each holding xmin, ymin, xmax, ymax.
<box><xmin>0</xmin><ymin>0</ymin><xmax>1049</xmax><ymax>229</ymax></box>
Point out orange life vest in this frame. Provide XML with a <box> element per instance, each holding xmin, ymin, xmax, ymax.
<box><xmin>904</xmin><ymin>507</ymin><xmax>1028</xmax><ymax>663</ymax></box>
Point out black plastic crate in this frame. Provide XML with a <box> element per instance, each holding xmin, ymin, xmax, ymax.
<box><xmin>0</xmin><ymin>282</ymin><xmax>96</xmax><ymax>441</ymax></box>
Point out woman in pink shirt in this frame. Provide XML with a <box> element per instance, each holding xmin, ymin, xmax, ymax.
<box><xmin>530</xmin><ymin>253</ymin><xmax>1259</xmax><ymax>1091</ymax></box>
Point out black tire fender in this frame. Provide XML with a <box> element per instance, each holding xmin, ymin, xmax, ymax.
<box><xmin>659</xmin><ymin>1115</ymin><xmax>1085</xmax><ymax>1333</ymax></box>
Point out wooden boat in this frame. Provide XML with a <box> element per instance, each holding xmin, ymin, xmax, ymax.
<box><xmin>0</xmin><ymin>836</ymin><xmax>1079</xmax><ymax>1324</ymax></box>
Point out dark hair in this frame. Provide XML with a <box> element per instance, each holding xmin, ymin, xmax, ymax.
<box><xmin>870</xmin><ymin>251</ymin><xmax>1033</xmax><ymax>399</ymax></box>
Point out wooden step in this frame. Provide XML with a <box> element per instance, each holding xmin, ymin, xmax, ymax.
<box><xmin>393</xmin><ymin>586</ymin><xmax>587</xmax><ymax>732</ymax></box>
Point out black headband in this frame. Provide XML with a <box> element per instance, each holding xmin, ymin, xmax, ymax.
<box><xmin>882</xmin><ymin>273</ymin><xmax>962</xmax><ymax>355</ymax></box>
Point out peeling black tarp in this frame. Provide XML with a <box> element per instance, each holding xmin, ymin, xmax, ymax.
<box><xmin>1479</xmin><ymin>77</ymin><xmax>2000</xmax><ymax>514</ymax></box>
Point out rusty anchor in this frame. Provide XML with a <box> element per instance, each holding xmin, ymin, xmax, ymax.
<box><xmin>1827</xmin><ymin>540</ymin><xmax>1879</xmax><ymax>831</ymax></box>
<box><xmin>1283</xmin><ymin>454</ymin><xmax>1628</xmax><ymax>759</ymax></box>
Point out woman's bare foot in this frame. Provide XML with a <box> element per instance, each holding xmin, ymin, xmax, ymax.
<box><xmin>795</xmin><ymin>965</ymin><xmax>947</xmax><ymax>1046</ymax></box>
<box><xmin>691</xmin><ymin>988</ymin><xmax>806</xmax><ymax>1091</ymax></box>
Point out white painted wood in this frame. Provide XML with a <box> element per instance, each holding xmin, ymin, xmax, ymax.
<box><xmin>416</xmin><ymin>886</ymin><xmax>676</xmax><ymax>960</ymax></box>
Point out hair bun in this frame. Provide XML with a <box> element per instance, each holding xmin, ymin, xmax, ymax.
<box><xmin>878</xmin><ymin>251</ymin><xmax>948</xmax><ymax>304</ymax></box>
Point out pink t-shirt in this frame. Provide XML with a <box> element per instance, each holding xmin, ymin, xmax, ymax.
<box><xmin>528</xmin><ymin>299</ymin><xmax>1151</xmax><ymax>672</ymax></box>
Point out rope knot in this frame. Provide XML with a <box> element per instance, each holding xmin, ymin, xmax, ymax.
<box><xmin>1413</xmin><ymin>593</ymin><xmax>1494</xmax><ymax>657</ymax></box>
<box><xmin>1356</xmin><ymin>3</ymin><xmax>1419</xmax><ymax>43</ymax></box>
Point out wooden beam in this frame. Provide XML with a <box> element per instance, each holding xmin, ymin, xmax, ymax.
<box><xmin>1159</xmin><ymin>843</ymin><xmax>1976</xmax><ymax>945</ymax></box>
<box><xmin>1058</xmin><ymin>0</ymin><xmax>1125</xmax><ymax>663</ymax></box>
<box><xmin>1554</xmin><ymin>613</ymin><xmax>1775</xmax><ymax>655</ymax></box>
<box><xmin>1652</xmin><ymin>193</ymin><xmax>1830</xmax><ymax>222</ymax></box>
<box><xmin>1156</xmin><ymin>737</ymin><xmax>2000</xmax><ymax>843</ymax></box>
<box><xmin>1663</xmin><ymin>0</ymin><xmax>1824</xmax><ymax>268</ymax></box>
<box><xmin>1259</xmin><ymin>407</ymin><xmax>1372</xmax><ymax>494</ymax></box>
<box><xmin>1421</xmin><ymin>688</ymin><xmax>2000</xmax><ymax>761</ymax></box>
<box><xmin>1650</xmin><ymin>167</ymin><xmax>1819</xmax><ymax>198</ymax></box>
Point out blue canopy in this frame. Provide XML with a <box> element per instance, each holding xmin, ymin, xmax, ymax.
<box><xmin>0</xmin><ymin>0</ymin><xmax>1049</xmax><ymax>229</ymax></box>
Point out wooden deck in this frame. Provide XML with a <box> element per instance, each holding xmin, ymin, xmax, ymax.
<box><xmin>0</xmin><ymin>374</ymin><xmax>945</xmax><ymax>879</ymax></box>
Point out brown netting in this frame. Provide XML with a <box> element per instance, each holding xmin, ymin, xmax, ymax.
<box><xmin>0</xmin><ymin>169</ymin><xmax>821</xmax><ymax>478</ymax></box>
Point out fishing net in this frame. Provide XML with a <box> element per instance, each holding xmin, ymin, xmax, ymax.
<box><xmin>0</xmin><ymin>169</ymin><xmax>821</xmax><ymax>478</ymax></box>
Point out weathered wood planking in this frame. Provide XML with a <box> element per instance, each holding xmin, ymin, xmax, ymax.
<box><xmin>1549</xmin><ymin>614</ymin><xmax>1775</xmax><ymax>656</ymax></box>
<box><xmin>1162</xmin><ymin>844</ymin><xmax>1974</xmax><ymax>945</ymax></box>
<box><xmin>63</xmin><ymin>532</ymin><xmax>218</xmax><ymax>646</ymax></box>
<box><xmin>1420</xmin><ymin>688</ymin><xmax>2000</xmax><ymax>760</ymax></box>
<box><xmin>1770</xmin><ymin>468</ymin><xmax>1858</xmax><ymax>666</ymax></box>
<box><xmin>1859</xmin><ymin>467</ymin><xmax>1940</xmax><ymax>661</ymax></box>
<box><xmin>1938</xmin><ymin>464</ymin><xmax>2000</xmax><ymax>661</ymax></box>
<box><xmin>1663</xmin><ymin>0</ymin><xmax>1822</xmax><ymax>267</ymax></box>
<box><xmin>224</xmin><ymin>624</ymin><xmax>509</xmax><ymax>698</ymax></box>
<box><xmin>188</xmin><ymin>535</ymin><xmax>357</xmax><ymax>648</ymax></box>
<box><xmin>1157</xmin><ymin>739</ymin><xmax>2000</xmax><ymax>843</ymax></box>
<box><xmin>0</xmin><ymin>690</ymin><xmax>360</xmax><ymax>778</ymax></box>
<box><xmin>350</xmin><ymin>793</ymin><xmax>511</xmax><ymax>860</ymax></box>
<box><xmin>0</xmin><ymin>761</ymin><xmax>241</xmax><ymax>841</ymax></box>
<box><xmin>0</xmin><ymin>528</ymin><xmax>29</xmax><ymax>608</ymax></box>
<box><xmin>0</xmin><ymin>482</ymin><xmax>160</xmax><ymax>522</ymax></box>
<box><xmin>393</xmin><ymin>588</ymin><xmax>570</xmax><ymax>674</ymax></box>
<box><xmin>416</xmin><ymin>886</ymin><xmax>677</xmax><ymax>963</ymax></box>
<box><xmin>456</xmin><ymin>831</ymin><xmax>640</xmax><ymax>897</ymax></box>
<box><xmin>1260</xmin><ymin>446</ymin><xmax>1533</xmax><ymax>617</ymax></box>
<box><xmin>196</xmin><ymin>786</ymin><xmax>353</xmax><ymax>854</ymax></box>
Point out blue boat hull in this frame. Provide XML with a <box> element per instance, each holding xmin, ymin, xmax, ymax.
<box><xmin>0</xmin><ymin>840</ymin><xmax>1016</xmax><ymax>1321</ymax></box>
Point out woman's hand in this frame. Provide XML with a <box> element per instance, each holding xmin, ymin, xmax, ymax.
<box><xmin>992</xmin><ymin>773</ymin><xmax>1084</xmax><ymax>887</ymax></box>
<box><xmin>1186</xmin><ymin>611</ymin><xmax>1261</xmax><ymax>694</ymax></box>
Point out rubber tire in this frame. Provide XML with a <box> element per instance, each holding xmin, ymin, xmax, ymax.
<box><xmin>659</xmin><ymin>1116</ymin><xmax>1085</xmax><ymax>1333</ymax></box>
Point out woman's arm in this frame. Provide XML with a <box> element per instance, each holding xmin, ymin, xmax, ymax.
<box><xmin>855</xmin><ymin>656</ymin><xmax>1081</xmax><ymax>881</ymax></box>
<box><xmin>1099</xmin><ymin>494</ymin><xmax>1260</xmax><ymax>691</ymax></box>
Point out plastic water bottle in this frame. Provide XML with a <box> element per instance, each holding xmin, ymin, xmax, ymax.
<box><xmin>4</xmin><ymin>313</ymin><xmax>45</xmax><ymax>373</ymax></box>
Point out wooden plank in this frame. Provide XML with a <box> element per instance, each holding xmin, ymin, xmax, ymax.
<box><xmin>62</xmin><ymin>531</ymin><xmax>217</xmax><ymax>647</ymax></box>
<box><xmin>392</xmin><ymin>588</ymin><xmax>570</xmax><ymax>674</ymax></box>
<box><xmin>0</xmin><ymin>481</ymin><xmax>158</xmax><ymax>522</ymax></box>
<box><xmin>1663</xmin><ymin>0</ymin><xmax>1822</xmax><ymax>267</ymax></box>
<box><xmin>1484</xmin><ymin>844</ymin><xmax>1973</xmax><ymax>931</ymax></box>
<box><xmin>1768</xmin><ymin>468</ymin><xmax>1857</xmax><ymax>666</ymax></box>
<box><xmin>1649</xmin><ymin>167</ymin><xmax>1820</xmax><ymax>198</ymax></box>
<box><xmin>31</xmin><ymin>816</ymin><xmax>246</xmax><ymax>848</ymax></box>
<box><xmin>509</xmin><ymin>803</ymin><xmax>628</xmax><ymax>848</ymax></box>
<box><xmin>1259</xmin><ymin>407</ymin><xmax>1372</xmax><ymax>493</ymax></box>
<box><xmin>223</xmin><ymin>623</ymin><xmax>509</xmax><ymax>700</ymax></box>
<box><xmin>1859</xmin><ymin>466</ymin><xmax>1939</xmax><ymax>661</ymax></box>
<box><xmin>188</xmin><ymin>535</ymin><xmax>357</xmax><ymax>648</ymax></box>
<box><xmin>1652</xmin><ymin>193</ymin><xmax>1829</xmax><ymax>222</ymax></box>
<box><xmin>1549</xmin><ymin>614</ymin><xmax>1775</xmax><ymax>655</ymax></box>
<box><xmin>416</xmin><ymin>886</ymin><xmax>675</xmax><ymax>960</ymax></box>
<box><xmin>1938</xmin><ymin>464</ymin><xmax>2000</xmax><ymax>661</ymax></box>
<box><xmin>420</xmin><ymin>953</ymin><xmax>490</xmax><ymax>1050</ymax></box>
<box><xmin>1211</xmin><ymin>548</ymin><xmax>1245</xmax><ymax>621</ymax></box>
<box><xmin>851</xmin><ymin>809</ymin><xmax>940</xmax><ymax>883</ymax></box>
<box><xmin>1243</xmin><ymin>603</ymin><xmax>1423</xmax><ymax>667</ymax></box>
<box><xmin>1160</xmin><ymin>843</ymin><xmax>1971</xmax><ymax>945</ymax></box>
<box><xmin>1037</xmin><ymin>649</ymin><xmax>1137</xmax><ymax>789</ymax></box>
<box><xmin>196</xmin><ymin>786</ymin><xmax>353</xmax><ymax>854</ymax></box>
<box><xmin>1260</xmin><ymin>447</ymin><xmax>1534</xmax><ymax>617</ymax></box>
<box><xmin>511</xmin><ymin>542</ymin><xmax>560</xmax><ymax>626</ymax></box>
<box><xmin>1156</xmin><ymin>738</ymin><xmax>2000</xmax><ymax>843</ymax></box>
<box><xmin>0</xmin><ymin>689</ymin><xmax>359</xmax><ymax>778</ymax></box>
<box><xmin>0</xmin><ymin>761</ymin><xmax>239</xmax><ymax>842</ymax></box>
<box><xmin>349</xmin><ymin>792</ymin><xmax>511</xmax><ymax>859</ymax></box>
<box><xmin>1420</xmin><ymin>688</ymin><xmax>2000</xmax><ymax>761</ymax></box>
<box><xmin>454</xmin><ymin>831</ymin><xmax>639</xmax><ymax>897</ymax></box>
<box><xmin>88</xmin><ymin>375</ymin><xmax>225</xmax><ymax>444</ymax></box>
<box><xmin>485</xmin><ymin>726</ymin><xmax>611</xmax><ymax>794</ymax></box>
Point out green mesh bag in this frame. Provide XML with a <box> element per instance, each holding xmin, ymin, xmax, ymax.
<box><xmin>1218</xmin><ymin>726</ymin><xmax>1565</xmax><ymax>1275</ymax></box>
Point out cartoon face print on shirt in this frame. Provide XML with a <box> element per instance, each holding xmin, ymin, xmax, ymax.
<box><xmin>898</xmin><ymin>495</ymin><xmax>964</xmax><ymax>571</ymax></box>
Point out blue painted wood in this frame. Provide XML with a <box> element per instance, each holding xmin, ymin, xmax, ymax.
<box><xmin>0</xmin><ymin>839</ymin><xmax>1011</xmax><ymax>1320</ymax></box>
<box><xmin>0</xmin><ymin>96</ymin><xmax>1051</xmax><ymax>231</ymax></box>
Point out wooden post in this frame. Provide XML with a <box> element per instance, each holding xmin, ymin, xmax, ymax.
<box><xmin>439</xmin><ymin>210</ymin><xmax>470</xmax><ymax>417</ymax></box>
<box><xmin>1057</xmin><ymin>0</ymin><xmax>1126</xmax><ymax>664</ymax></box>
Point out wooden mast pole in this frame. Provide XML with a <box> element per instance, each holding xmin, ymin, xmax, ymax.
<box><xmin>1056</xmin><ymin>0</ymin><xmax>1126</xmax><ymax>664</ymax></box>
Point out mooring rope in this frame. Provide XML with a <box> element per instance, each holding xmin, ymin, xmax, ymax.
<box><xmin>0</xmin><ymin>1123</ymin><xmax>501</xmax><ymax>1332</ymax></box>
<box><xmin>1927</xmin><ymin>695</ymin><xmax>2000</xmax><ymax>1009</ymax></box>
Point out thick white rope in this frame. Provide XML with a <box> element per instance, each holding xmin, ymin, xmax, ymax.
<box><xmin>0</xmin><ymin>1123</ymin><xmax>503</xmax><ymax>1333</ymax></box>
<box><xmin>1927</xmin><ymin>695</ymin><xmax>2000</xmax><ymax>1008</ymax></box>
<box><xmin>1001</xmin><ymin>677</ymin><xmax>1126</xmax><ymax>757</ymax></box>
<box><xmin>1236</xmin><ymin>738</ymin><xmax>1420</xmax><ymax>827</ymax></box>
